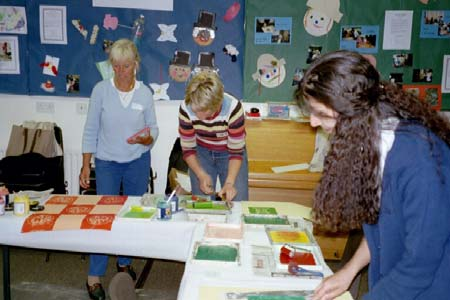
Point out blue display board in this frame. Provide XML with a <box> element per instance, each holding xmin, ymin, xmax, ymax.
<box><xmin>0</xmin><ymin>0</ymin><xmax>245</xmax><ymax>100</ymax></box>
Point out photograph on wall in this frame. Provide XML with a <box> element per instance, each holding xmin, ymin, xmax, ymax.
<box><xmin>306</xmin><ymin>45</ymin><xmax>322</xmax><ymax>64</ymax></box>
<box><xmin>389</xmin><ymin>73</ymin><xmax>403</xmax><ymax>84</ymax></box>
<box><xmin>0</xmin><ymin>6</ymin><xmax>27</xmax><ymax>34</ymax></box>
<box><xmin>0</xmin><ymin>35</ymin><xmax>20</xmax><ymax>74</ymax></box>
<box><xmin>412</xmin><ymin>68</ymin><xmax>433</xmax><ymax>82</ymax></box>
<box><xmin>255</xmin><ymin>17</ymin><xmax>292</xmax><ymax>45</ymax></box>
<box><xmin>403</xmin><ymin>84</ymin><xmax>442</xmax><ymax>110</ymax></box>
<box><xmin>420</xmin><ymin>10</ymin><xmax>450</xmax><ymax>38</ymax></box>
<box><xmin>66</xmin><ymin>74</ymin><xmax>80</xmax><ymax>93</ymax></box>
<box><xmin>340</xmin><ymin>25</ymin><xmax>379</xmax><ymax>54</ymax></box>
<box><xmin>392</xmin><ymin>53</ymin><xmax>413</xmax><ymax>68</ymax></box>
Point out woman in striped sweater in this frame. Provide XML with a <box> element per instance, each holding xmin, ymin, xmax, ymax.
<box><xmin>178</xmin><ymin>72</ymin><xmax>248</xmax><ymax>204</ymax></box>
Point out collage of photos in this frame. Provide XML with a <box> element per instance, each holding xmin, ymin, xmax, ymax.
<box><xmin>254</xmin><ymin>17</ymin><xmax>292</xmax><ymax>45</ymax></box>
<box><xmin>403</xmin><ymin>84</ymin><xmax>442</xmax><ymax>110</ymax></box>
<box><xmin>420</xmin><ymin>10</ymin><xmax>450</xmax><ymax>38</ymax></box>
<box><xmin>340</xmin><ymin>25</ymin><xmax>379</xmax><ymax>54</ymax></box>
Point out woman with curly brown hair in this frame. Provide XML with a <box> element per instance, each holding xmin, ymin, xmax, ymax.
<box><xmin>295</xmin><ymin>50</ymin><xmax>450</xmax><ymax>300</ymax></box>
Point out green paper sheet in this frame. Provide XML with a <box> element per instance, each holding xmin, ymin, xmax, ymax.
<box><xmin>248</xmin><ymin>207</ymin><xmax>278</xmax><ymax>215</ymax></box>
<box><xmin>195</xmin><ymin>245</ymin><xmax>238</xmax><ymax>262</ymax></box>
<box><xmin>244</xmin><ymin>215</ymin><xmax>289</xmax><ymax>225</ymax></box>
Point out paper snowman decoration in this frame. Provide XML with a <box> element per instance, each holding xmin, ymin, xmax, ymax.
<box><xmin>304</xmin><ymin>0</ymin><xmax>343</xmax><ymax>37</ymax></box>
<box><xmin>169</xmin><ymin>51</ymin><xmax>191</xmax><ymax>82</ymax></box>
<box><xmin>252</xmin><ymin>54</ymin><xmax>286</xmax><ymax>88</ymax></box>
<box><xmin>192</xmin><ymin>10</ymin><xmax>217</xmax><ymax>46</ymax></box>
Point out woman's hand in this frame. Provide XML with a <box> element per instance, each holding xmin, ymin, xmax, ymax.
<box><xmin>128</xmin><ymin>134</ymin><xmax>153</xmax><ymax>145</ymax></box>
<box><xmin>219</xmin><ymin>182</ymin><xmax>237</xmax><ymax>205</ymax></box>
<box><xmin>312</xmin><ymin>267</ymin><xmax>355</xmax><ymax>300</ymax></box>
<box><xmin>198</xmin><ymin>173</ymin><xmax>214</xmax><ymax>195</ymax></box>
<box><xmin>79</xmin><ymin>165</ymin><xmax>91</xmax><ymax>189</ymax></box>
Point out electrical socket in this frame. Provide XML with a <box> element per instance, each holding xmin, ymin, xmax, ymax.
<box><xmin>76</xmin><ymin>102</ymin><xmax>89</xmax><ymax>115</ymax></box>
<box><xmin>36</xmin><ymin>101</ymin><xmax>55</xmax><ymax>113</ymax></box>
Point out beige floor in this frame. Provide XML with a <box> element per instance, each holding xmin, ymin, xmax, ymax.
<box><xmin>0</xmin><ymin>247</ymin><xmax>184</xmax><ymax>300</ymax></box>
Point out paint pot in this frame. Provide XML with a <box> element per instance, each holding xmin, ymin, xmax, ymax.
<box><xmin>14</xmin><ymin>194</ymin><xmax>30</xmax><ymax>216</ymax></box>
<box><xmin>157</xmin><ymin>200</ymin><xmax>171</xmax><ymax>220</ymax></box>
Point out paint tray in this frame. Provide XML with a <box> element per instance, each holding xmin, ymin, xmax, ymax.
<box><xmin>187</xmin><ymin>212</ymin><xmax>228</xmax><ymax>223</ymax></box>
<box><xmin>204</xmin><ymin>223</ymin><xmax>243</xmax><ymax>241</ymax></box>
<box><xmin>191</xmin><ymin>241</ymin><xmax>240</xmax><ymax>265</ymax></box>
<box><xmin>117</xmin><ymin>205</ymin><xmax>156</xmax><ymax>220</ymax></box>
<box><xmin>185</xmin><ymin>200</ymin><xmax>230</xmax><ymax>215</ymax></box>
<box><xmin>265</xmin><ymin>226</ymin><xmax>317</xmax><ymax>246</ymax></box>
<box><xmin>242</xmin><ymin>214</ymin><xmax>290</xmax><ymax>227</ymax></box>
<box><xmin>273</xmin><ymin>244</ymin><xmax>323</xmax><ymax>272</ymax></box>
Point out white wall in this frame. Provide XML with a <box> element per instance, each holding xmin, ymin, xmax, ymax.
<box><xmin>0</xmin><ymin>93</ymin><xmax>182</xmax><ymax>194</ymax></box>
<box><xmin>1</xmin><ymin>93</ymin><xmax>448</xmax><ymax>194</ymax></box>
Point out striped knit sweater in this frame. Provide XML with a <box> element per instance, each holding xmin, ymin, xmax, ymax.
<box><xmin>178</xmin><ymin>93</ymin><xmax>246</xmax><ymax>160</ymax></box>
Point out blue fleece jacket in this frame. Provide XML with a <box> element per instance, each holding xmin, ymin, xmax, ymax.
<box><xmin>363</xmin><ymin>122</ymin><xmax>450</xmax><ymax>299</ymax></box>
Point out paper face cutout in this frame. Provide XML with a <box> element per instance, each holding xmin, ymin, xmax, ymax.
<box><xmin>303</xmin><ymin>9</ymin><xmax>333</xmax><ymax>36</ymax></box>
<box><xmin>169</xmin><ymin>50</ymin><xmax>191</xmax><ymax>82</ymax></box>
<box><xmin>149</xmin><ymin>83</ymin><xmax>170</xmax><ymax>100</ymax></box>
<box><xmin>252</xmin><ymin>54</ymin><xmax>286</xmax><ymax>88</ymax></box>
<box><xmin>157</xmin><ymin>24</ymin><xmax>177</xmax><ymax>42</ymax></box>
<box><xmin>304</xmin><ymin>0</ymin><xmax>343</xmax><ymax>36</ymax></box>
<box><xmin>169</xmin><ymin>64</ymin><xmax>191</xmax><ymax>82</ymax></box>
<box><xmin>193</xmin><ymin>10</ymin><xmax>217</xmax><ymax>46</ymax></box>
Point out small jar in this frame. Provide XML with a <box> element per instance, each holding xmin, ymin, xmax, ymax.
<box><xmin>157</xmin><ymin>200</ymin><xmax>171</xmax><ymax>220</ymax></box>
<box><xmin>14</xmin><ymin>194</ymin><xmax>30</xmax><ymax>216</ymax></box>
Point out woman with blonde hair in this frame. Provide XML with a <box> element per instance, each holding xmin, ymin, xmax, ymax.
<box><xmin>80</xmin><ymin>38</ymin><xmax>159</xmax><ymax>300</ymax></box>
<box><xmin>178</xmin><ymin>71</ymin><xmax>248</xmax><ymax>204</ymax></box>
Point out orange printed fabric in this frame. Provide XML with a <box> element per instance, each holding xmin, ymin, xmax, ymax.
<box><xmin>21</xmin><ymin>195</ymin><xmax>127</xmax><ymax>233</ymax></box>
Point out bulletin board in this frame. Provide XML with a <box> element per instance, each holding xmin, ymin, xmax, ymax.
<box><xmin>0</xmin><ymin>0</ymin><xmax>244</xmax><ymax>100</ymax></box>
<box><xmin>243</xmin><ymin>0</ymin><xmax>450</xmax><ymax>110</ymax></box>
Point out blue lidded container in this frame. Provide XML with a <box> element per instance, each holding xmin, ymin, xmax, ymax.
<box><xmin>157</xmin><ymin>200</ymin><xmax>171</xmax><ymax>220</ymax></box>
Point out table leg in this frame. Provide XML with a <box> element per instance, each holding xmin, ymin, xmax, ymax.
<box><xmin>135</xmin><ymin>258</ymin><xmax>154</xmax><ymax>289</ymax></box>
<box><xmin>2</xmin><ymin>245</ymin><xmax>11</xmax><ymax>300</ymax></box>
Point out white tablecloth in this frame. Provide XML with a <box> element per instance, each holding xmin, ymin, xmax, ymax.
<box><xmin>177</xmin><ymin>202</ymin><xmax>341</xmax><ymax>300</ymax></box>
<box><xmin>0</xmin><ymin>197</ymin><xmax>196</xmax><ymax>261</ymax></box>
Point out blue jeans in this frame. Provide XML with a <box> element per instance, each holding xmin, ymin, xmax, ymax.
<box><xmin>189</xmin><ymin>146</ymin><xmax>248</xmax><ymax>201</ymax></box>
<box><xmin>89</xmin><ymin>151</ymin><xmax>150</xmax><ymax>276</ymax></box>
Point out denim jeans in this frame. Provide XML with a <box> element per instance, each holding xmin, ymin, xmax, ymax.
<box><xmin>189</xmin><ymin>146</ymin><xmax>248</xmax><ymax>201</ymax></box>
<box><xmin>89</xmin><ymin>151</ymin><xmax>150</xmax><ymax>276</ymax></box>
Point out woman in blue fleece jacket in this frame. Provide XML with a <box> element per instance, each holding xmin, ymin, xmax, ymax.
<box><xmin>80</xmin><ymin>39</ymin><xmax>159</xmax><ymax>300</ymax></box>
<box><xmin>295</xmin><ymin>50</ymin><xmax>450</xmax><ymax>300</ymax></box>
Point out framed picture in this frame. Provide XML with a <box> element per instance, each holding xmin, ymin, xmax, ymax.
<box><xmin>403</xmin><ymin>84</ymin><xmax>442</xmax><ymax>110</ymax></box>
<box><xmin>0</xmin><ymin>35</ymin><xmax>20</xmax><ymax>74</ymax></box>
<box><xmin>266</xmin><ymin>102</ymin><xmax>290</xmax><ymax>119</ymax></box>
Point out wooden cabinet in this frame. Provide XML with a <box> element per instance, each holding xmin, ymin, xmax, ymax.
<box><xmin>246</xmin><ymin>119</ymin><xmax>348</xmax><ymax>260</ymax></box>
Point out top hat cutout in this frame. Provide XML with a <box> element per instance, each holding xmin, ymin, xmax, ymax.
<box><xmin>194</xmin><ymin>10</ymin><xmax>217</xmax><ymax>30</ymax></box>
<box><xmin>171</xmin><ymin>50</ymin><xmax>191</xmax><ymax>66</ymax></box>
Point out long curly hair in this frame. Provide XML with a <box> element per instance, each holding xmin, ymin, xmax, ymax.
<box><xmin>295</xmin><ymin>50</ymin><xmax>450</xmax><ymax>232</ymax></box>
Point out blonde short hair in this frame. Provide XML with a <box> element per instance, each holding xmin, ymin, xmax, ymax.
<box><xmin>109</xmin><ymin>39</ymin><xmax>141</xmax><ymax>65</ymax></box>
<box><xmin>185</xmin><ymin>72</ymin><xmax>224</xmax><ymax>112</ymax></box>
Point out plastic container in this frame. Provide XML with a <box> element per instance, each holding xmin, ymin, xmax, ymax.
<box><xmin>14</xmin><ymin>193</ymin><xmax>30</xmax><ymax>216</ymax></box>
<box><xmin>157</xmin><ymin>200</ymin><xmax>171</xmax><ymax>220</ymax></box>
<box><xmin>131</xmin><ymin>14</ymin><xmax>145</xmax><ymax>46</ymax></box>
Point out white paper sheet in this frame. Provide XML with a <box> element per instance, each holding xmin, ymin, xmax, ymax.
<box><xmin>93</xmin><ymin>0</ymin><xmax>173</xmax><ymax>11</ymax></box>
<box><xmin>442</xmin><ymin>55</ymin><xmax>450</xmax><ymax>93</ymax></box>
<box><xmin>39</xmin><ymin>5</ymin><xmax>67</xmax><ymax>44</ymax></box>
<box><xmin>382</xmin><ymin>10</ymin><xmax>413</xmax><ymax>50</ymax></box>
<box><xmin>0</xmin><ymin>35</ymin><xmax>20</xmax><ymax>74</ymax></box>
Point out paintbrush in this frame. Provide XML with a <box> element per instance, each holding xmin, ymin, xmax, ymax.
<box><xmin>165</xmin><ymin>189</ymin><xmax>177</xmax><ymax>205</ymax></box>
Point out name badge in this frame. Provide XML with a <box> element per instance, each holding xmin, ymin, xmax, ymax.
<box><xmin>131</xmin><ymin>103</ymin><xmax>143</xmax><ymax>111</ymax></box>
